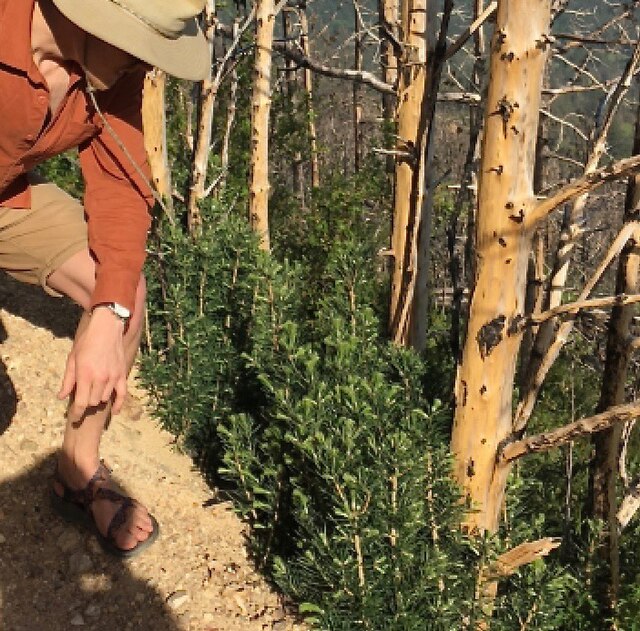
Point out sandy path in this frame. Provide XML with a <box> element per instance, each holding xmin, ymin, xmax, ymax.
<box><xmin>0</xmin><ymin>275</ymin><xmax>302</xmax><ymax>631</ymax></box>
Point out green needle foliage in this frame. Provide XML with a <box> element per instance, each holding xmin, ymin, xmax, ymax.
<box><xmin>140</xmin><ymin>190</ymin><xmax>590</xmax><ymax>628</ymax></box>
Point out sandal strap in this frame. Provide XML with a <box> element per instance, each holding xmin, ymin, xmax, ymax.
<box><xmin>106</xmin><ymin>497</ymin><xmax>135</xmax><ymax>542</ymax></box>
<box><xmin>54</xmin><ymin>459</ymin><xmax>138</xmax><ymax>545</ymax></box>
<box><xmin>53</xmin><ymin>461</ymin><xmax>108</xmax><ymax>509</ymax></box>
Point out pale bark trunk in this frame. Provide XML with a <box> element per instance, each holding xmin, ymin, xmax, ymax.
<box><xmin>379</xmin><ymin>0</ymin><xmax>399</xmax><ymax>175</ymax></box>
<box><xmin>142</xmin><ymin>69</ymin><xmax>174</xmax><ymax>221</ymax></box>
<box><xmin>299</xmin><ymin>5</ymin><xmax>320</xmax><ymax>189</ymax></box>
<box><xmin>451</xmin><ymin>0</ymin><xmax>550</xmax><ymax>533</ymax></box>
<box><xmin>518</xmin><ymin>72</ymin><xmax>549</xmax><ymax>389</ymax></box>
<box><xmin>388</xmin><ymin>0</ymin><xmax>429</xmax><ymax>345</ymax></box>
<box><xmin>411</xmin><ymin>1</ymin><xmax>452</xmax><ymax>350</ymax></box>
<box><xmin>187</xmin><ymin>1</ymin><xmax>216</xmax><ymax>234</ymax></box>
<box><xmin>218</xmin><ymin>19</ymin><xmax>240</xmax><ymax>197</ymax></box>
<box><xmin>249</xmin><ymin>0</ymin><xmax>276</xmax><ymax>251</ymax></box>
<box><xmin>282</xmin><ymin>7</ymin><xmax>305</xmax><ymax>208</ymax></box>
<box><xmin>380</xmin><ymin>0</ymin><xmax>399</xmax><ymax>119</ymax></box>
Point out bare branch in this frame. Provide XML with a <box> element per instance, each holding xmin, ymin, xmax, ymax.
<box><xmin>540</xmin><ymin>108</ymin><xmax>589</xmax><ymax>142</ymax></box>
<box><xmin>272</xmin><ymin>42</ymin><xmax>396</xmax><ymax>94</ymax></box>
<box><xmin>526</xmin><ymin>293</ymin><xmax>640</xmax><ymax>326</ymax></box>
<box><xmin>486</xmin><ymin>538</ymin><xmax>562</xmax><ymax>579</ymax></box>
<box><xmin>444</xmin><ymin>1</ymin><xmax>498</xmax><ymax>61</ymax></box>
<box><xmin>554</xmin><ymin>33</ymin><xmax>637</xmax><ymax>48</ymax></box>
<box><xmin>501</xmin><ymin>402</ymin><xmax>640</xmax><ymax>463</ymax></box>
<box><xmin>438</xmin><ymin>91</ymin><xmax>481</xmax><ymax>104</ymax></box>
<box><xmin>543</xmin><ymin>82</ymin><xmax>615</xmax><ymax>95</ymax></box>
<box><xmin>527</xmin><ymin>154</ymin><xmax>640</xmax><ymax>227</ymax></box>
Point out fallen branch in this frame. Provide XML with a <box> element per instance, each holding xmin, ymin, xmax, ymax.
<box><xmin>501</xmin><ymin>402</ymin><xmax>640</xmax><ymax>462</ymax></box>
<box><xmin>486</xmin><ymin>538</ymin><xmax>562</xmax><ymax>579</ymax></box>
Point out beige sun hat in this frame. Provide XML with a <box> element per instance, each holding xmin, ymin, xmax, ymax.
<box><xmin>50</xmin><ymin>0</ymin><xmax>210</xmax><ymax>81</ymax></box>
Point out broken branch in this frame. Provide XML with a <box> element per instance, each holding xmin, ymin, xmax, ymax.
<box><xmin>501</xmin><ymin>402</ymin><xmax>640</xmax><ymax>462</ymax></box>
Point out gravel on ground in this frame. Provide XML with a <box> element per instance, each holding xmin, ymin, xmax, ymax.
<box><xmin>0</xmin><ymin>274</ymin><xmax>304</xmax><ymax>631</ymax></box>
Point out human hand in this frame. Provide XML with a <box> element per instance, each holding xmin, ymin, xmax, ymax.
<box><xmin>58</xmin><ymin>308</ymin><xmax>128</xmax><ymax>422</ymax></box>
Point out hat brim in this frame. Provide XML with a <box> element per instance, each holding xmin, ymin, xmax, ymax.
<box><xmin>51</xmin><ymin>0</ymin><xmax>210</xmax><ymax>81</ymax></box>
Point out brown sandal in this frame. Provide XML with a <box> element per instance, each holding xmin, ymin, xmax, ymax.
<box><xmin>51</xmin><ymin>461</ymin><xmax>159</xmax><ymax>559</ymax></box>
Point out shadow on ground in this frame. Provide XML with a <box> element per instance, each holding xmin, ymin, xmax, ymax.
<box><xmin>0</xmin><ymin>272</ymin><xmax>79</xmax><ymax>436</ymax></box>
<box><xmin>0</xmin><ymin>275</ymin><xmax>180</xmax><ymax>630</ymax></box>
<box><xmin>0</xmin><ymin>271</ymin><xmax>80</xmax><ymax>340</ymax></box>
<box><xmin>0</xmin><ymin>317</ymin><xmax>16</xmax><ymax>435</ymax></box>
<box><xmin>0</xmin><ymin>454</ymin><xmax>181</xmax><ymax>631</ymax></box>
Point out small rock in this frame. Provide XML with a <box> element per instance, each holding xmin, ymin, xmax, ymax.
<box><xmin>84</xmin><ymin>604</ymin><xmax>101</xmax><ymax>620</ymax></box>
<box><xmin>203</xmin><ymin>612</ymin><xmax>214</xmax><ymax>622</ymax></box>
<box><xmin>0</xmin><ymin>534</ymin><xmax>6</xmax><ymax>544</ymax></box>
<box><xmin>134</xmin><ymin>593</ymin><xmax>145</xmax><ymax>603</ymax></box>
<box><xmin>19</xmin><ymin>438</ymin><xmax>38</xmax><ymax>452</ymax></box>
<box><xmin>166</xmin><ymin>589</ymin><xmax>189</xmax><ymax>610</ymax></box>
<box><xmin>70</xmin><ymin>613</ymin><xmax>85</xmax><ymax>626</ymax></box>
<box><xmin>68</xmin><ymin>552</ymin><xmax>93</xmax><ymax>575</ymax></box>
<box><xmin>272</xmin><ymin>622</ymin><xmax>288</xmax><ymax>631</ymax></box>
<box><xmin>56</xmin><ymin>530</ymin><xmax>80</xmax><ymax>553</ymax></box>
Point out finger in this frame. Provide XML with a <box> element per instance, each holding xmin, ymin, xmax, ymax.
<box><xmin>88</xmin><ymin>380</ymin><xmax>107</xmax><ymax>408</ymax></box>
<box><xmin>70</xmin><ymin>379</ymin><xmax>91</xmax><ymax>421</ymax></box>
<box><xmin>111</xmin><ymin>378</ymin><xmax>127</xmax><ymax>415</ymax></box>
<box><xmin>58</xmin><ymin>354</ymin><xmax>77</xmax><ymax>400</ymax></box>
<box><xmin>100</xmin><ymin>380</ymin><xmax>116</xmax><ymax>406</ymax></box>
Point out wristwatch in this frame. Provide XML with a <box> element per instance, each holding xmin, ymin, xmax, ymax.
<box><xmin>93</xmin><ymin>302</ymin><xmax>131</xmax><ymax>324</ymax></box>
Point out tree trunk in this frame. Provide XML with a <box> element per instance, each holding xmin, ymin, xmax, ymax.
<box><xmin>142</xmin><ymin>69</ymin><xmax>174</xmax><ymax>221</ymax></box>
<box><xmin>379</xmin><ymin>0</ymin><xmax>399</xmax><ymax>175</ymax></box>
<box><xmin>298</xmin><ymin>3</ymin><xmax>320</xmax><ymax>189</ymax></box>
<box><xmin>282</xmin><ymin>7</ymin><xmax>305</xmax><ymax>207</ymax></box>
<box><xmin>249</xmin><ymin>0</ymin><xmax>276</xmax><ymax>251</ymax></box>
<box><xmin>217</xmin><ymin>18</ymin><xmax>240</xmax><ymax>197</ymax></box>
<box><xmin>388</xmin><ymin>0</ymin><xmax>429</xmax><ymax>345</ymax></box>
<box><xmin>514</xmin><ymin>38</ymin><xmax>640</xmax><ymax>434</ymax></box>
<box><xmin>449</xmin><ymin>0</ymin><xmax>488</xmax><ymax>361</ymax></box>
<box><xmin>517</xmin><ymin>73</ymin><xmax>549</xmax><ymax>389</ymax></box>
<box><xmin>187</xmin><ymin>0</ymin><xmax>216</xmax><ymax>234</ymax></box>
<box><xmin>589</xmin><ymin>80</ymin><xmax>640</xmax><ymax>627</ymax></box>
<box><xmin>411</xmin><ymin>0</ymin><xmax>452</xmax><ymax>350</ymax></box>
<box><xmin>451</xmin><ymin>0</ymin><xmax>550</xmax><ymax>533</ymax></box>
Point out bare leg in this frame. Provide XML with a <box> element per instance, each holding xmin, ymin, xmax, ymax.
<box><xmin>47</xmin><ymin>249</ymin><xmax>153</xmax><ymax>550</ymax></box>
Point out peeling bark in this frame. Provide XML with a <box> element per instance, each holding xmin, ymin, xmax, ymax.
<box><xmin>451</xmin><ymin>0</ymin><xmax>550</xmax><ymax>533</ymax></box>
<box><xmin>142</xmin><ymin>70</ymin><xmax>174</xmax><ymax>222</ymax></box>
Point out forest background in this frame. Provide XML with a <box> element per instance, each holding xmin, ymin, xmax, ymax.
<box><xmin>43</xmin><ymin>0</ymin><xmax>640</xmax><ymax>628</ymax></box>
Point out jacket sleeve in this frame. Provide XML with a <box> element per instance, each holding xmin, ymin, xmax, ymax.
<box><xmin>79</xmin><ymin>68</ymin><xmax>154</xmax><ymax>314</ymax></box>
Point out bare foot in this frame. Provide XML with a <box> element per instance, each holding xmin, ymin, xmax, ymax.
<box><xmin>54</xmin><ymin>456</ymin><xmax>155</xmax><ymax>552</ymax></box>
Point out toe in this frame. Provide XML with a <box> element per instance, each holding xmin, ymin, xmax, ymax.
<box><xmin>115</xmin><ymin>528</ymin><xmax>140</xmax><ymax>551</ymax></box>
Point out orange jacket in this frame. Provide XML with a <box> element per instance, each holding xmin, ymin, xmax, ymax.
<box><xmin>0</xmin><ymin>0</ymin><xmax>153</xmax><ymax>312</ymax></box>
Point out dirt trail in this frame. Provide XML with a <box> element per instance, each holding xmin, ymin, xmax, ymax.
<box><xmin>0</xmin><ymin>274</ymin><xmax>303</xmax><ymax>631</ymax></box>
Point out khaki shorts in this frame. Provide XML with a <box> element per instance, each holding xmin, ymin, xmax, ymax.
<box><xmin>0</xmin><ymin>175</ymin><xmax>88</xmax><ymax>297</ymax></box>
